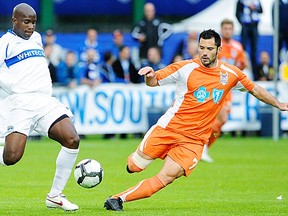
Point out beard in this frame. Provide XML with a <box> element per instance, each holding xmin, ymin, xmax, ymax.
<box><xmin>200</xmin><ymin>50</ymin><xmax>218</xmax><ymax>68</ymax></box>
<box><xmin>201</xmin><ymin>58</ymin><xmax>217</xmax><ymax>68</ymax></box>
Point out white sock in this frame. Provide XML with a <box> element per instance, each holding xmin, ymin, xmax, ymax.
<box><xmin>202</xmin><ymin>144</ymin><xmax>209</xmax><ymax>154</ymax></box>
<box><xmin>0</xmin><ymin>145</ymin><xmax>6</xmax><ymax>166</ymax></box>
<box><xmin>48</xmin><ymin>146</ymin><xmax>79</xmax><ymax>197</ymax></box>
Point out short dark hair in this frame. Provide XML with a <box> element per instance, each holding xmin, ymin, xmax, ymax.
<box><xmin>103</xmin><ymin>51</ymin><xmax>113</xmax><ymax>62</ymax></box>
<box><xmin>199</xmin><ymin>29</ymin><xmax>221</xmax><ymax>47</ymax></box>
<box><xmin>119</xmin><ymin>45</ymin><xmax>128</xmax><ymax>52</ymax></box>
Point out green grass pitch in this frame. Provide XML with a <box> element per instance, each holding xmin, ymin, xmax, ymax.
<box><xmin>0</xmin><ymin>135</ymin><xmax>287</xmax><ymax>215</ymax></box>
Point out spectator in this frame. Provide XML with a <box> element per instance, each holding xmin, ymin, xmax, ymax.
<box><xmin>131</xmin><ymin>2</ymin><xmax>172</xmax><ymax>64</ymax></box>
<box><xmin>112</xmin><ymin>45</ymin><xmax>141</xmax><ymax>139</ymax></box>
<box><xmin>112</xmin><ymin>45</ymin><xmax>141</xmax><ymax>84</ymax></box>
<box><xmin>57</xmin><ymin>51</ymin><xmax>80</xmax><ymax>88</ymax></box>
<box><xmin>279</xmin><ymin>51</ymin><xmax>288</xmax><ymax>81</ymax></box>
<box><xmin>43</xmin><ymin>29</ymin><xmax>65</xmax><ymax>67</ymax></box>
<box><xmin>186</xmin><ymin>39</ymin><xmax>199</xmax><ymax>59</ymax></box>
<box><xmin>99</xmin><ymin>51</ymin><xmax>119</xmax><ymax>140</ymax></box>
<box><xmin>78</xmin><ymin>48</ymin><xmax>102</xmax><ymax>88</ymax></box>
<box><xmin>44</xmin><ymin>44</ymin><xmax>58</xmax><ymax>84</ymax></box>
<box><xmin>79</xmin><ymin>28</ymin><xmax>102</xmax><ymax>63</ymax></box>
<box><xmin>177</xmin><ymin>31</ymin><xmax>199</xmax><ymax>60</ymax></box>
<box><xmin>171</xmin><ymin>54</ymin><xmax>184</xmax><ymax>63</ymax></box>
<box><xmin>99</xmin><ymin>51</ymin><xmax>118</xmax><ymax>83</ymax></box>
<box><xmin>109</xmin><ymin>29</ymin><xmax>124</xmax><ymax>58</ymax></box>
<box><xmin>243</xmin><ymin>51</ymin><xmax>254</xmax><ymax>80</ymax></box>
<box><xmin>272</xmin><ymin>0</ymin><xmax>288</xmax><ymax>57</ymax></box>
<box><xmin>254</xmin><ymin>51</ymin><xmax>274</xmax><ymax>81</ymax></box>
<box><xmin>142</xmin><ymin>47</ymin><xmax>166</xmax><ymax>71</ymax></box>
<box><xmin>236</xmin><ymin>0</ymin><xmax>263</xmax><ymax>76</ymax></box>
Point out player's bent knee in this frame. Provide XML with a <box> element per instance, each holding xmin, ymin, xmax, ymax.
<box><xmin>64</xmin><ymin>135</ymin><xmax>80</xmax><ymax>149</ymax></box>
<box><xmin>127</xmin><ymin>154</ymin><xmax>142</xmax><ymax>173</ymax></box>
<box><xmin>127</xmin><ymin>152</ymin><xmax>153</xmax><ymax>173</ymax></box>
<box><xmin>3</xmin><ymin>153</ymin><xmax>22</xmax><ymax>166</ymax></box>
<box><xmin>72</xmin><ymin>135</ymin><xmax>80</xmax><ymax>148</ymax></box>
<box><xmin>127</xmin><ymin>155</ymin><xmax>142</xmax><ymax>173</ymax></box>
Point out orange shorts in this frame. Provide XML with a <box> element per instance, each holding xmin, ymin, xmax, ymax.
<box><xmin>138</xmin><ymin>125</ymin><xmax>204</xmax><ymax>176</ymax></box>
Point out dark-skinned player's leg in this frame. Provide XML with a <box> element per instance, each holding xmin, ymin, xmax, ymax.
<box><xmin>48</xmin><ymin>116</ymin><xmax>79</xmax><ymax>149</ymax></box>
<box><xmin>45</xmin><ymin>115</ymin><xmax>80</xmax><ymax>211</ymax></box>
<box><xmin>0</xmin><ymin>132</ymin><xmax>27</xmax><ymax>165</ymax></box>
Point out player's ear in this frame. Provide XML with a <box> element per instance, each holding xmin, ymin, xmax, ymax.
<box><xmin>12</xmin><ymin>17</ymin><xmax>17</xmax><ymax>24</ymax></box>
<box><xmin>217</xmin><ymin>46</ymin><xmax>222</xmax><ymax>54</ymax></box>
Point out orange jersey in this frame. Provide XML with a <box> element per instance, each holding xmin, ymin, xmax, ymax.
<box><xmin>218</xmin><ymin>39</ymin><xmax>246</xmax><ymax>70</ymax></box>
<box><xmin>155</xmin><ymin>58</ymin><xmax>254</xmax><ymax>144</ymax></box>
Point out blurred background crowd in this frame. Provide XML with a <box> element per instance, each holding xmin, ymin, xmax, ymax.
<box><xmin>1</xmin><ymin>0</ymin><xmax>287</xmax><ymax>88</ymax></box>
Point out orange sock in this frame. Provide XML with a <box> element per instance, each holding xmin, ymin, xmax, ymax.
<box><xmin>112</xmin><ymin>174</ymin><xmax>166</xmax><ymax>202</ymax></box>
<box><xmin>208</xmin><ymin>120</ymin><xmax>222</xmax><ymax>148</ymax></box>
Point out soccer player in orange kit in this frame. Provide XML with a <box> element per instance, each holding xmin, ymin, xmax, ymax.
<box><xmin>103</xmin><ymin>29</ymin><xmax>288</xmax><ymax>211</ymax></box>
<box><xmin>201</xmin><ymin>19</ymin><xmax>247</xmax><ymax>162</ymax></box>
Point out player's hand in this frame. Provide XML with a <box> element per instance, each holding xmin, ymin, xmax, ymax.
<box><xmin>277</xmin><ymin>102</ymin><xmax>288</xmax><ymax>111</ymax></box>
<box><xmin>138</xmin><ymin>66</ymin><xmax>155</xmax><ymax>78</ymax></box>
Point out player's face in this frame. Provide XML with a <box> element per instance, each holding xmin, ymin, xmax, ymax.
<box><xmin>13</xmin><ymin>13</ymin><xmax>36</xmax><ymax>40</ymax></box>
<box><xmin>221</xmin><ymin>24</ymin><xmax>233</xmax><ymax>40</ymax></box>
<box><xmin>198</xmin><ymin>38</ymin><xmax>220</xmax><ymax>68</ymax></box>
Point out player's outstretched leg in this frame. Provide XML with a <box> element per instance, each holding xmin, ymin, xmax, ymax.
<box><xmin>104</xmin><ymin>156</ymin><xmax>184</xmax><ymax>211</ymax></box>
<box><xmin>104</xmin><ymin>174</ymin><xmax>166</xmax><ymax>211</ymax></box>
<box><xmin>103</xmin><ymin>197</ymin><xmax>123</xmax><ymax>211</ymax></box>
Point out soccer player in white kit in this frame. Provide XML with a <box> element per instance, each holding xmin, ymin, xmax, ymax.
<box><xmin>0</xmin><ymin>3</ymin><xmax>80</xmax><ymax>211</ymax></box>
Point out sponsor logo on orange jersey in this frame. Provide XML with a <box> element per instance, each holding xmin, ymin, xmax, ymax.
<box><xmin>220</xmin><ymin>71</ymin><xmax>228</xmax><ymax>85</ymax></box>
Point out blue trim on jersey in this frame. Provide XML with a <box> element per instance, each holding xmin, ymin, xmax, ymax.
<box><xmin>7</xmin><ymin>29</ymin><xmax>16</xmax><ymax>36</ymax></box>
<box><xmin>5</xmin><ymin>49</ymin><xmax>45</xmax><ymax>67</ymax></box>
<box><xmin>5</xmin><ymin>44</ymin><xmax>9</xmax><ymax>59</ymax></box>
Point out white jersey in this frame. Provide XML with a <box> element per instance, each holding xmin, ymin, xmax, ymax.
<box><xmin>0</xmin><ymin>30</ymin><xmax>52</xmax><ymax>95</ymax></box>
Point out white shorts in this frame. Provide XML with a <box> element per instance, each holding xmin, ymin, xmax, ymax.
<box><xmin>0</xmin><ymin>93</ymin><xmax>74</xmax><ymax>138</ymax></box>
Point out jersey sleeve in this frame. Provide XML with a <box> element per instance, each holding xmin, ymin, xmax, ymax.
<box><xmin>155</xmin><ymin>61</ymin><xmax>187</xmax><ymax>85</ymax></box>
<box><xmin>0</xmin><ymin>35</ymin><xmax>9</xmax><ymax>68</ymax></box>
<box><xmin>234</xmin><ymin>66</ymin><xmax>255</xmax><ymax>92</ymax></box>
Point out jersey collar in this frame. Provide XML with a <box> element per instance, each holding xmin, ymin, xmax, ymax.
<box><xmin>7</xmin><ymin>29</ymin><xmax>17</xmax><ymax>36</ymax></box>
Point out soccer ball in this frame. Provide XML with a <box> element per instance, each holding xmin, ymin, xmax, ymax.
<box><xmin>74</xmin><ymin>159</ymin><xmax>104</xmax><ymax>188</ymax></box>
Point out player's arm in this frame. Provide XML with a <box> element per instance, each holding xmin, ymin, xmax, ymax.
<box><xmin>249</xmin><ymin>83</ymin><xmax>288</xmax><ymax>111</ymax></box>
<box><xmin>138</xmin><ymin>66</ymin><xmax>159</xmax><ymax>87</ymax></box>
<box><xmin>0</xmin><ymin>39</ymin><xmax>7</xmax><ymax>67</ymax></box>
